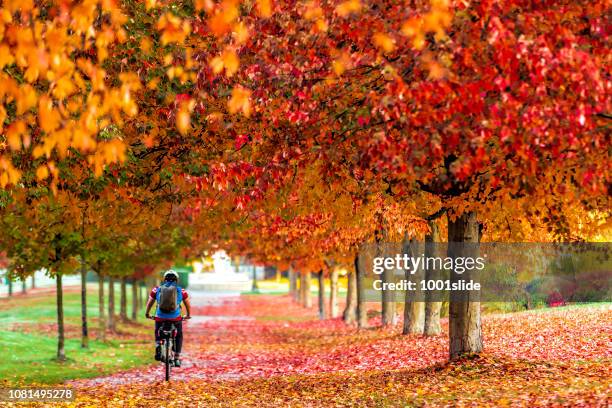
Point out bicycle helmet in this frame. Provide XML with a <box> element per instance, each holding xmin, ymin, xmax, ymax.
<box><xmin>163</xmin><ymin>269</ymin><xmax>179</xmax><ymax>282</ymax></box>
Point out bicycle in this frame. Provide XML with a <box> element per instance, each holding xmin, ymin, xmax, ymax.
<box><xmin>148</xmin><ymin>316</ymin><xmax>189</xmax><ymax>381</ymax></box>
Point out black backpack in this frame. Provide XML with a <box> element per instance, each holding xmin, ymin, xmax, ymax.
<box><xmin>158</xmin><ymin>283</ymin><xmax>178</xmax><ymax>313</ymax></box>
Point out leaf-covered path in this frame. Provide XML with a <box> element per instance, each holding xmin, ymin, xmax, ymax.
<box><xmin>65</xmin><ymin>294</ymin><xmax>611</xmax><ymax>407</ymax></box>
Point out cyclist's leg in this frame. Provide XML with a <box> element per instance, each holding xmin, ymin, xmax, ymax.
<box><xmin>154</xmin><ymin>320</ymin><xmax>162</xmax><ymax>360</ymax></box>
<box><xmin>174</xmin><ymin>321</ymin><xmax>183</xmax><ymax>357</ymax></box>
<box><xmin>155</xmin><ymin>320</ymin><xmax>162</xmax><ymax>343</ymax></box>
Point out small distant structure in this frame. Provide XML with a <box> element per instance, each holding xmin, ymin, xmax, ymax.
<box><xmin>189</xmin><ymin>250</ymin><xmax>252</xmax><ymax>291</ymax></box>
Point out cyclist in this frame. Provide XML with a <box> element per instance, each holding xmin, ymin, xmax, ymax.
<box><xmin>145</xmin><ymin>270</ymin><xmax>192</xmax><ymax>367</ymax></box>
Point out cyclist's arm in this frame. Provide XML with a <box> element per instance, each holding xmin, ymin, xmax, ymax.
<box><xmin>145</xmin><ymin>297</ymin><xmax>155</xmax><ymax>318</ymax></box>
<box><xmin>183</xmin><ymin>297</ymin><xmax>191</xmax><ymax>318</ymax></box>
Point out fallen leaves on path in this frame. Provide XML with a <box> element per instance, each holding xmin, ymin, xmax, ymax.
<box><xmin>65</xmin><ymin>357</ymin><xmax>611</xmax><ymax>407</ymax></box>
<box><xmin>61</xmin><ymin>296</ymin><xmax>611</xmax><ymax>407</ymax></box>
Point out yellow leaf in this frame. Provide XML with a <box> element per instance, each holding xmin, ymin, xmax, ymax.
<box><xmin>332</xmin><ymin>52</ymin><xmax>350</xmax><ymax>76</ymax></box>
<box><xmin>208</xmin><ymin>1</ymin><xmax>239</xmax><ymax>36</ymax></box>
<box><xmin>413</xmin><ymin>34</ymin><xmax>425</xmax><ymax>50</ymax></box>
<box><xmin>147</xmin><ymin>77</ymin><xmax>160</xmax><ymax>90</ymax></box>
<box><xmin>36</xmin><ymin>165</ymin><xmax>49</xmax><ymax>180</ymax></box>
<box><xmin>222</xmin><ymin>49</ymin><xmax>239</xmax><ymax>77</ymax></box>
<box><xmin>53</xmin><ymin>75</ymin><xmax>76</xmax><ymax>99</ymax></box>
<box><xmin>194</xmin><ymin>0</ymin><xmax>212</xmax><ymax>11</ymax></box>
<box><xmin>0</xmin><ymin>106</ymin><xmax>6</xmax><ymax>128</ymax></box>
<box><xmin>140</xmin><ymin>37</ymin><xmax>152</xmax><ymax>52</ymax></box>
<box><xmin>24</xmin><ymin>65</ymin><xmax>39</xmax><ymax>82</ymax></box>
<box><xmin>209</xmin><ymin>56</ymin><xmax>224</xmax><ymax>74</ymax></box>
<box><xmin>0</xmin><ymin>44</ymin><xmax>14</xmax><ymax>68</ymax></box>
<box><xmin>38</xmin><ymin>96</ymin><xmax>60</xmax><ymax>133</ymax></box>
<box><xmin>315</xmin><ymin>19</ymin><xmax>328</xmax><ymax>32</ymax></box>
<box><xmin>427</xmin><ymin>60</ymin><xmax>445</xmax><ymax>79</ymax></box>
<box><xmin>176</xmin><ymin>107</ymin><xmax>191</xmax><ymax>135</ymax></box>
<box><xmin>332</xmin><ymin>59</ymin><xmax>345</xmax><ymax>76</ymax></box>
<box><xmin>17</xmin><ymin>85</ymin><xmax>37</xmax><ymax>115</ymax></box>
<box><xmin>32</xmin><ymin>145</ymin><xmax>45</xmax><ymax>158</ymax></box>
<box><xmin>232</xmin><ymin>22</ymin><xmax>249</xmax><ymax>44</ymax></box>
<box><xmin>304</xmin><ymin>1</ymin><xmax>323</xmax><ymax>20</ymax></box>
<box><xmin>257</xmin><ymin>0</ymin><xmax>272</xmax><ymax>17</ymax></box>
<box><xmin>335</xmin><ymin>0</ymin><xmax>361</xmax><ymax>17</ymax></box>
<box><xmin>401</xmin><ymin>18</ymin><xmax>421</xmax><ymax>37</ymax></box>
<box><xmin>157</xmin><ymin>13</ymin><xmax>191</xmax><ymax>45</ymax></box>
<box><xmin>6</xmin><ymin>120</ymin><xmax>26</xmax><ymax>151</ymax></box>
<box><xmin>228</xmin><ymin>86</ymin><xmax>251</xmax><ymax>117</ymax></box>
<box><xmin>372</xmin><ymin>33</ymin><xmax>395</xmax><ymax>53</ymax></box>
<box><xmin>210</xmin><ymin>49</ymin><xmax>239</xmax><ymax>77</ymax></box>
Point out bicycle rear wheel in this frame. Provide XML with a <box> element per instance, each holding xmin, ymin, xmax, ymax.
<box><xmin>165</xmin><ymin>342</ymin><xmax>171</xmax><ymax>381</ymax></box>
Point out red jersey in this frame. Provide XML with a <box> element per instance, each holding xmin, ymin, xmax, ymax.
<box><xmin>149</xmin><ymin>286</ymin><xmax>189</xmax><ymax>322</ymax></box>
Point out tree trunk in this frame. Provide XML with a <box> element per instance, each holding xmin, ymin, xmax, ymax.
<box><xmin>296</xmin><ymin>271</ymin><xmax>303</xmax><ymax>304</ymax></box>
<box><xmin>379</xmin><ymin>235</ymin><xmax>396</xmax><ymax>327</ymax></box>
<box><xmin>403</xmin><ymin>239</ymin><xmax>425</xmax><ymax>334</ymax></box>
<box><xmin>424</xmin><ymin>222</ymin><xmax>442</xmax><ymax>336</ymax></box>
<box><xmin>107</xmin><ymin>276</ymin><xmax>115</xmax><ymax>331</ymax></box>
<box><xmin>381</xmin><ymin>268</ymin><xmax>397</xmax><ymax>326</ymax></box>
<box><xmin>141</xmin><ymin>282</ymin><xmax>147</xmax><ymax>307</ymax></box>
<box><xmin>131</xmin><ymin>279</ymin><xmax>138</xmax><ymax>320</ymax></box>
<box><xmin>138</xmin><ymin>280</ymin><xmax>143</xmax><ymax>309</ymax></box>
<box><xmin>301</xmin><ymin>271</ymin><xmax>312</xmax><ymax>308</ymax></box>
<box><xmin>120</xmin><ymin>276</ymin><xmax>128</xmax><ymax>321</ymax></box>
<box><xmin>317</xmin><ymin>270</ymin><xmax>326</xmax><ymax>319</ymax></box>
<box><xmin>289</xmin><ymin>268</ymin><xmax>297</xmax><ymax>301</ymax></box>
<box><xmin>524</xmin><ymin>290</ymin><xmax>532</xmax><ymax>310</ymax></box>
<box><xmin>448</xmin><ymin>211</ymin><xmax>483</xmax><ymax>360</ymax></box>
<box><xmin>7</xmin><ymin>278</ymin><xmax>12</xmax><ymax>296</ymax></box>
<box><xmin>80</xmin><ymin>265</ymin><xmax>89</xmax><ymax>348</ymax></box>
<box><xmin>275</xmin><ymin>268</ymin><xmax>281</xmax><ymax>283</ymax></box>
<box><xmin>56</xmin><ymin>273</ymin><xmax>66</xmax><ymax>361</ymax></box>
<box><xmin>251</xmin><ymin>265</ymin><xmax>259</xmax><ymax>292</ymax></box>
<box><xmin>21</xmin><ymin>279</ymin><xmax>26</xmax><ymax>294</ymax></box>
<box><xmin>343</xmin><ymin>269</ymin><xmax>357</xmax><ymax>324</ymax></box>
<box><xmin>356</xmin><ymin>253</ymin><xmax>368</xmax><ymax>329</ymax></box>
<box><xmin>381</xmin><ymin>252</ymin><xmax>396</xmax><ymax>326</ymax></box>
<box><xmin>329</xmin><ymin>268</ymin><xmax>339</xmax><ymax>318</ymax></box>
<box><xmin>305</xmin><ymin>271</ymin><xmax>312</xmax><ymax>308</ymax></box>
<box><xmin>31</xmin><ymin>274</ymin><xmax>35</xmax><ymax>289</ymax></box>
<box><xmin>98</xmin><ymin>273</ymin><xmax>106</xmax><ymax>340</ymax></box>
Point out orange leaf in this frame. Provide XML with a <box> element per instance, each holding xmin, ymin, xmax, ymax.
<box><xmin>335</xmin><ymin>0</ymin><xmax>361</xmax><ymax>17</ymax></box>
<box><xmin>228</xmin><ymin>86</ymin><xmax>251</xmax><ymax>117</ymax></box>
<box><xmin>0</xmin><ymin>44</ymin><xmax>14</xmax><ymax>68</ymax></box>
<box><xmin>222</xmin><ymin>49</ymin><xmax>239</xmax><ymax>77</ymax></box>
<box><xmin>38</xmin><ymin>96</ymin><xmax>60</xmax><ymax>133</ymax></box>
<box><xmin>372</xmin><ymin>33</ymin><xmax>395</xmax><ymax>53</ymax></box>
<box><xmin>36</xmin><ymin>165</ymin><xmax>49</xmax><ymax>180</ymax></box>
<box><xmin>6</xmin><ymin>120</ymin><xmax>26</xmax><ymax>151</ymax></box>
<box><xmin>177</xmin><ymin>107</ymin><xmax>191</xmax><ymax>135</ymax></box>
<box><xmin>232</xmin><ymin>22</ymin><xmax>249</xmax><ymax>44</ymax></box>
<box><xmin>257</xmin><ymin>0</ymin><xmax>272</xmax><ymax>17</ymax></box>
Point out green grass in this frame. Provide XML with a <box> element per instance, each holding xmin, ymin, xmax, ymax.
<box><xmin>0</xmin><ymin>283</ymin><xmax>154</xmax><ymax>385</ymax></box>
<box><xmin>0</xmin><ymin>331</ymin><xmax>151</xmax><ymax>385</ymax></box>
<box><xmin>0</xmin><ymin>283</ymin><xmax>149</xmax><ymax>325</ymax></box>
<box><xmin>242</xmin><ymin>277</ymin><xmax>348</xmax><ymax>296</ymax></box>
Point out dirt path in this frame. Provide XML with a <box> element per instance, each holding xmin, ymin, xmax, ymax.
<box><xmin>69</xmin><ymin>292</ymin><xmax>320</xmax><ymax>386</ymax></box>
<box><xmin>69</xmin><ymin>293</ymin><xmax>611</xmax><ymax>386</ymax></box>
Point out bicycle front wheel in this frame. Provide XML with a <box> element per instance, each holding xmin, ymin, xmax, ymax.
<box><xmin>165</xmin><ymin>342</ymin><xmax>171</xmax><ymax>381</ymax></box>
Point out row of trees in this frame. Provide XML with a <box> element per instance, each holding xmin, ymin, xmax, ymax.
<box><xmin>0</xmin><ymin>0</ymin><xmax>609</xmax><ymax>362</ymax></box>
<box><xmin>0</xmin><ymin>179</ymin><xmax>189</xmax><ymax>358</ymax></box>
